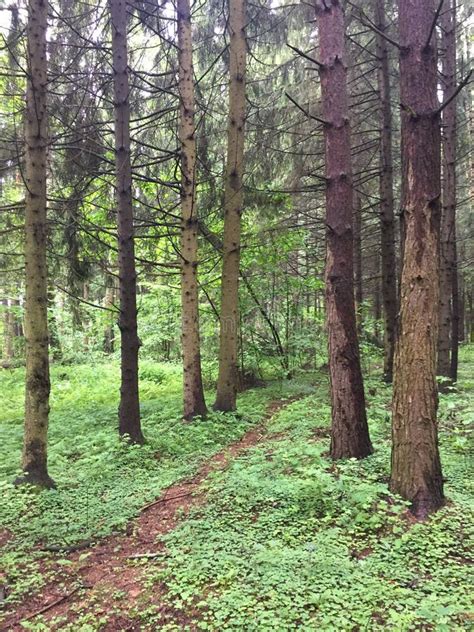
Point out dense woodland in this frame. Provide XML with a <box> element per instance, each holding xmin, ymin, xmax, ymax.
<box><xmin>0</xmin><ymin>0</ymin><xmax>473</xmax><ymax>629</ymax></box>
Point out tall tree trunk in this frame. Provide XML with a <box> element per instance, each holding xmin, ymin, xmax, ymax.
<box><xmin>3</xmin><ymin>299</ymin><xmax>15</xmax><ymax>362</ymax></box>
<box><xmin>353</xmin><ymin>194</ymin><xmax>363</xmax><ymax>336</ymax></box>
<box><xmin>375</xmin><ymin>0</ymin><xmax>398</xmax><ymax>383</ymax></box>
<box><xmin>438</xmin><ymin>0</ymin><xmax>458</xmax><ymax>382</ymax></box>
<box><xmin>214</xmin><ymin>0</ymin><xmax>247</xmax><ymax>412</ymax></box>
<box><xmin>373</xmin><ymin>272</ymin><xmax>382</xmax><ymax>347</ymax></box>
<box><xmin>103</xmin><ymin>270</ymin><xmax>116</xmax><ymax>354</ymax></box>
<box><xmin>177</xmin><ymin>0</ymin><xmax>207</xmax><ymax>420</ymax></box>
<box><xmin>315</xmin><ymin>0</ymin><xmax>372</xmax><ymax>460</ymax></box>
<box><xmin>110</xmin><ymin>0</ymin><xmax>144</xmax><ymax>444</ymax></box>
<box><xmin>47</xmin><ymin>283</ymin><xmax>61</xmax><ymax>360</ymax></box>
<box><xmin>390</xmin><ymin>0</ymin><xmax>444</xmax><ymax>518</ymax></box>
<box><xmin>19</xmin><ymin>0</ymin><xmax>54</xmax><ymax>488</ymax></box>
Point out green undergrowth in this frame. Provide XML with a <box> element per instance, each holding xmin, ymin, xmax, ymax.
<box><xmin>141</xmin><ymin>347</ymin><xmax>474</xmax><ymax>631</ymax></box>
<box><xmin>0</xmin><ymin>361</ymin><xmax>313</xmax><ymax>607</ymax></box>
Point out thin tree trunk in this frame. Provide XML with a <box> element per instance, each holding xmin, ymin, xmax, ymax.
<box><xmin>3</xmin><ymin>299</ymin><xmax>15</xmax><ymax>361</ymax></box>
<box><xmin>177</xmin><ymin>0</ymin><xmax>207</xmax><ymax>419</ymax></box>
<box><xmin>459</xmin><ymin>277</ymin><xmax>466</xmax><ymax>343</ymax></box>
<box><xmin>110</xmin><ymin>0</ymin><xmax>144</xmax><ymax>443</ymax></box>
<box><xmin>103</xmin><ymin>271</ymin><xmax>116</xmax><ymax>354</ymax></box>
<box><xmin>390</xmin><ymin>0</ymin><xmax>444</xmax><ymax>518</ymax></box>
<box><xmin>438</xmin><ymin>0</ymin><xmax>458</xmax><ymax>382</ymax></box>
<box><xmin>47</xmin><ymin>283</ymin><xmax>61</xmax><ymax>360</ymax></box>
<box><xmin>19</xmin><ymin>0</ymin><xmax>54</xmax><ymax>488</ymax></box>
<box><xmin>353</xmin><ymin>194</ymin><xmax>363</xmax><ymax>335</ymax></box>
<box><xmin>373</xmin><ymin>272</ymin><xmax>382</xmax><ymax>347</ymax></box>
<box><xmin>375</xmin><ymin>0</ymin><xmax>398</xmax><ymax>383</ymax></box>
<box><xmin>467</xmin><ymin>285</ymin><xmax>472</xmax><ymax>343</ymax></box>
<box><xmin>214</xmin><ymin>0</ymin><xmax>247</xmax><ymax>412</ymax></box>
<box><xmin>315</xmin><ymin>0</ymin><xmax>372</xmax><ymax>460</ymax></box>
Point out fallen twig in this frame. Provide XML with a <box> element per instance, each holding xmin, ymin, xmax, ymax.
<box><xmin>21</xmin><ymin>584</ymin><xmax>89</xmax><ymax>622</ymax></box>
<box><xmin>127</xmin><ymin>552</ymin><xmax>162</xmax><ymax>559</ymax></box>
<box><xmin>41</xmin><ymin>539</ymin><xmax>94</xmax><ymax>553</ymax></box>
<box><xmin>141</xmin><ymin>491</ymin><xmax>194</xmax><ymax>512</ymax></box>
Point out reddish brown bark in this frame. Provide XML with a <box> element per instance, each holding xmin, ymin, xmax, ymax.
<box><xmin>315</xmin><ymin>0</ymin><xmax>372</xmax><ymax>460</ymax></box>
<box><xmin>110</xmin><ymin>0</ymin><xmax>144</xmax><ymax>444</ymax></box>
<box><xmin>438</xmin><ymin>0</ymin><xmax>458</xmax><ymax>382</ymax></box>
<box><xmin>390</xmin><ymin>0</ymin><xmax>444</xmax><ymax>518</ymax></box>
<box><xmin>375</xmin><ymin>0</ymin><xmax>398</xmax><ymax>383</ymax></box>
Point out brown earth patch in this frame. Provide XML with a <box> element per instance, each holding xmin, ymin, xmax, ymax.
<box><xmin>1</xmin><ymin>394</ymin><xmax>304</xmax><ymax>631</ymax></box>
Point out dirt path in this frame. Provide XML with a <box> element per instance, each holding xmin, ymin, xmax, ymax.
<box><xmin>1</xmin><ymin>395</ymin><xmax>302</xmax><ymax>631</ymax></box>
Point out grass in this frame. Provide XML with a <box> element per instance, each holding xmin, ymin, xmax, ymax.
<box><xmin>140</xmin><ymin>347</ymin><xmax>474</xmax><ymax>631</ymax></box>
<box><xmin>0</xmin><ymin>347</ymin><xmax>472</xmax><ymax>630</ymax></box>
<box><xmin>0</xmin><ymin>360</ymin><xmax>313</xmax><ymax>608</ymax></box>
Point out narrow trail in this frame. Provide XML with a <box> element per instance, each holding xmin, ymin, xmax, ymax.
<box><xmin>2</xmin><ymin>395</ymin><xmax>304</xmax><ymax>631</ymax></box>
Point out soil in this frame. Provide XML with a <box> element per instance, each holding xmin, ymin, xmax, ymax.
<box><xmin>1</xmin><ymin>395</ymin><xmax>302</xmax><ymax>631</ymax></box>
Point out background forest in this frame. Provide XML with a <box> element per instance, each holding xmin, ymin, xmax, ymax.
<box><xmin>0</xmin><ymin>0</ymin><xmax>473</xmax><ymax>629</ymax></box>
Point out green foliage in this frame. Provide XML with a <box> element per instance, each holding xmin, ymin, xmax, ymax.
<box><xmin>0</xmin><ymin>361</ymin><xmax>309</xmax><ymax>607</ymax></box>
<box><xmin>1</xmin><ymin>349</ymin><xmax>473</xmax><ymax>628</ymax></box>
<box><xmin>143</xmin><ymin>350</ymin><xmax>474</xmax><ymax>631</ymax></box>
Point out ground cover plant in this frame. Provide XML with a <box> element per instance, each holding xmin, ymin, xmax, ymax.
<box><xmin>0</xmin><ymin>347</ymin><xmax>472</xmax><ymax>630</ymax></box>
<box><xmin>141</xmin><ymin>348</ymin><xmax>474</xmax><ymax>631</ymax></box>
<box><xmin>0</xmin><ymin>360</ymin><xmax>313</xmax><ymax>610</ymax></box>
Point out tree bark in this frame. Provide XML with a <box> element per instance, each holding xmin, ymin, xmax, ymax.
<box><xmin>353</xmin><ymin>195</ymin><xmax>363</xmax><ymax>336</ymax></box>
<box><xmin>2</xmin><ymin>299</ymin><xmax>16</xmax><ymax>362</ymax></box>
<box><xmin>110</xmin><ymin>0</ymin><xmax>144</xmax><ymax>443</ymax></box>
<box><xmin>390</xmin><ymin>0</ymin><xmax>444</xmax><ymax>518</ymax></box>
<box><xmin>19</xmin><ymin>0</ymin><xmax>54</xmax><ymax>488</ymax></box>
<box><xmin>375</xmin><ymin>0</ymin><xmax>398</xmax><ymax>383</ymax></box>
<box><xmin>437</xmin><ymin>0</ymin><xmax>458</xmax><ymax>382</ymax></box>
<box><xmin>103</xmin><ymin>271</ymin><xmax>116</xmax><ymax>354</ymax></box>
<box><xmin>315</xmin><ymin>0</ymin><xmax>372</xmax><ymax>460</ymax></box>
<box><xmin>214</xmin><ymin>0</ymin><xmax>247</xmax><ymax>412</ymax></box>
<box><xmin>177</xmin><ymin>0</ymin><xmax>207</xmax><ymax>419</ymax></box>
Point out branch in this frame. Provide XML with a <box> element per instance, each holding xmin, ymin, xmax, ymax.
<box><xmin>424</xmin><ymin>0</ymin><xmax>444</xmax><ymax>50</ymax></box>
<box><xmin>286</xmin><ymin>42</ymin><xmax>324</xmax><ymax>68</ymax></box>
<box><xmin>55</xmin><ymin>284</ymin><xmax>117</xmax><ymax>313</ymax></box>
<box><xmin>347</xmin><ymin>1</ymin><xmax>402</xmax><ymax>50</ymax></box>
<box><xmin>284</xmin><ymin>92</ymin><xmax>327</xmax><ymax>125</ymax></box>
<box><xmin>435</xmin><ymin>69</ymin><xmax>473</xmax><ymax>115</ymax></box>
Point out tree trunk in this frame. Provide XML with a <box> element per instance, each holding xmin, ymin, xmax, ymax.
<box><xmin>110</xmin><ymin>0</ymin><xmax>144</xmax><ymax>444</ymax></box>
<box><xmin>438</xmin><ymin>0</ymin><xmax>458</xmax><ymax>382</ymax></box>
<box><xmin>177</xmin><ymin>0</ymin><xmax>207</xmax><ymax>420</ymax></box>
<box><xmin>375</xmin><ymin>0</ymin><xmax>398</xmax><ymax>383</ymax></box>
<box><xmin>47</xmin><ymin>283</ymin><xmax>61</xmax><ymax>360</ymax></box>
<box><xmin>390</xmin><ymin>0</ymin><xmax>444</xmax><ymax>518</ymax></box>
<box><xmin>19</xmin><ymin>0</ymin><xmax>54</xmax><ymax>488</ymax></box>
<box><xmin>353</xmin><ymin>195</ymin><xmax>363</xmax><ymax>336</ymax></box>
<box><xmin>315</xmin><ymin>0</ymin><xmax>372</xmax><ymax>460</ymax></box>
<box><xmin>214</xmin><ymin>0</ymin><xmax>247</xmax><ymax>412</ymax></box>
<box><xmin>103</xmin><ymin>271</ymin><xmax>116</xmax><ymax>354</ymax></box>
<box><xmin>3</xmin><ymin>299</ymin><xmax>15</xmax><ymax>362</ymax></box>
<box><xmin>373</xmin><ymin>272</ymin><xmax>382</xmax><ymax>347</ymax></box>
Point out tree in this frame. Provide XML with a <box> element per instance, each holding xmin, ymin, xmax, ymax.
<box><xmin>353</xmin><ymin>194</ymin><xmax>363</xmax><ymax>335</ymax></box>
<box><xmin>214</xmin><ymin>0</ymin><xmax>247</xmax><ymax>412</ymax></box>
<box><xmin>177</xmin><ymin>0</ymin><xmax>208</xmax><ymax>419</ymax></box>
<box><xmin>110</xmin><ymin>0</ymin><xmax>144</xmax><ymax>443</ymax></box>
<box><xmin>315</xmin><ymin>0</ymin><xmax>372</xmax><ymax>459</ymax></box>
<box><xmin>438</xmin><ymin>0</ymin><xmax>458</xmax><ymax>383</ymax></box>
<box><xmin>390</xmin><ymin>0</ymin><xmax>444</xmax><ymax>517</ymax></box>
<box><xmin>19</xmin><ymin>0</ymin><xmax>55</xmax><ymax>488</ymax></box>
<box><xmin>375</xmin><ymin>0</ymin><xmax>398</xmax><ymax>383</ymax></box>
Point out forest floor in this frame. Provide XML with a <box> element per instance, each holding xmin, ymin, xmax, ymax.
<box><xmin>0</xmin><ymin>349</ymin><xmax>473</xmax><ymax>631</ymax></box>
